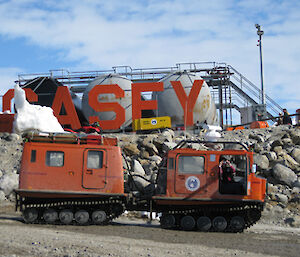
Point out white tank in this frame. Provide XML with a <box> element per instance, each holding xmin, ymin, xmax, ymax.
<box><xmin>153</xmin><ymin>72</ymin><xmax>217</xmax><ymax>126</ymax></box>
<box><xmin>81</xmin><ymin>74</ymin><xmax>132</xmax><ymax>128</ymax></box>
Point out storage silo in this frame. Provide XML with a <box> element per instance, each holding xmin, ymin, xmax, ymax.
<box><xmin>81</xmin><ymin>74</ymin><xmax>132</xmax><ymax>129</ymax></box>
<box><xmin>153</xmin><ymin>72</ymin><xmax>217</xmax><ymax>126</ymax></box>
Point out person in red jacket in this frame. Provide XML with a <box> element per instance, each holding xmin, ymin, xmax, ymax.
<box><xmin>219</xmin><ymin>157</ymin><xmax>236</xmax><ymax>183</ymax></box>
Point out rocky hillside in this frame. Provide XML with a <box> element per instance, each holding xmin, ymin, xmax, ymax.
<box><xmin>0</xmin><ymin>125</ymin><xmax>299</xmax><ymax>227</ymax></box>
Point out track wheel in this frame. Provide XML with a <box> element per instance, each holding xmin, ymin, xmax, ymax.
<box><xmin>59</xmin><ymin>209</ymin><xmax>74</xmax><ymax>225</ymax></box>
<box><xmin>75</xmin><ymin>210</ymin><xmax>89</xmax><ymax>225</ymax></box>
<box><xmin>197</xmin><ymin>216</ymin><xmax>212</xmax><ymax>232</ymax></box>
<box><xmin>92</xmin><ymin>210</ymin><xmax>107</xmax><ymax>225</ymax></box>
<box><xmin>43</xmin><ymin>208</ymin><xmax>58</xmax><ymax>224</ymax></box>
<box><xmin>160</xmin><ymin>214</ymin><xmax>176</xmax><ymax>229</ymax></box>
<box><xmin>212</xmin><ymin>216</ymin><xmax>227</xmax><ymax>232</ymax></box>
<box><xmin>23</xmin><ymin>207</ymin><xmax>38</xmax><ymax>223</ymax></box>
<box><xmin>230</xmin><ymin>216</ymin><xmax>245</xmax><ymax>232</ymax></box>
<box><xmin>180</xmin><ymin>215</ymin><xmax>196</xmax><ymax>231</ymax></box>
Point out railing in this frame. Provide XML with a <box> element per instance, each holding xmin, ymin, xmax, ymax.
<box><xmin>227</xmin><ymin>65</ymin><xmax>282</xmax><ymax>116</ymax></box>
<box><xmin>10</xmin><ymin>62</ymin><xmax>282</xmax><ymax>122</ymax></box>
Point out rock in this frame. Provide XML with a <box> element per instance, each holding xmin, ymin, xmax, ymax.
<box><xmin>275</xmin><ymin>193</ymin><xmax>289</xmax><ymax>205</ymax></box>
<box><xmin>123</xmin><ymin>143</ymin><xmax>140</xmax><ymax>156</ymax></box>
<box><xmin>290</xmin><ymin>187</ymin><xmax>300</xmax><ymax>203</ymax></box>
<box><xmin>133</xmin><ymin>160</ymin><xmax>146</xmax><ymax>176</ymax></box>
<box><xmin>138</xmin><ymin>158</ymin><xmax>150</xmax><ymax>166</ymax></box>
<box><xmin>292</xmin><ymin>181</ymin><xmax>300</xmax><ymax>188</ymax></box>
<box><xmin>149</xmin><ymin>155</ymin><xmax>162</xmax><ymax>165</ymax></box>
<box><xmin>291</xmin><ymin>148</ymin><xmax>300</xmax><ymax>164</ymax></box>
<box><xmin>7</xmin><ymin>133</ymin><xmax>21</xmax><ymax>142</ymax></box>
<box><xmin>0</xmin><ymin>191</ymin><xmax>6</xmax><ymax>201</ymax></box>
<box><xmin>291</xmin><ymin>187</ymin><xmax>300</xmax><ymax>194</ymax></box>
<box><xmin>267</xmin><ymin>183</ymin><xmax>279</xmax><ymax>193</ymax></box>
<box><xmin>253</xmin><ymin>154</ymin><xmax>269</xmax><ymax>170</ymax></box>
<box><xmin>162</xmin><ymin>142</ymin><xmax>177</xmax><ymax>152</ymax></box>
<box><xmin>132</xmin><ymin>175</ymin><xmax>151</xmax><ymax>189</ymax></box>
<box><xmin>271</xmin><ymin>139</ymin><xmax>283</xmax><ymax>148</ymax></box>
<box><xmin>266</xmin><ymin>151</ymin><xmax>277</xmax><ymax>162</ymax></box>
<box><xmin>282</xmin><ymin>138</ymin><xmax>293</xmax><ymax>146</ymax></box>
<box><xmin>272</xmin><ymin>205</ymin><xmax>284</xmax><ymax>214</ymax></box>
<box><xmin>122</xmin><ymin>155</ymin><xmax>131</xmax><ymax>170</ymax></box>
<box><xmin>273</xmin><ymin>146</ymin><xmax>283</xmax><ymax>154</ymax></box>
<box><xmin>142</xmin><ymin>162</ymin><xmax>157</xmax><ymax>176</ymax></box>
<box><xmin>153</xmin><ymin>135</ymin><xmax>170</xmax><ymax>151</ymax></box>
<box><xmin>140</xmin><ymin>148</ymin><xmax>150</xmax><ymax>159</ymax></box>
<box><xmin>141</xmin><ymin>138</ymin><xmax>159</xmax><ymax>155</ymax></box>
<box><xmin>252</xmin><ymin>143</ymin><xmax>263</xmax><ymax>153</ymax></box>
<box><xmin>272</xmin><ymin>164</ymin><xmax>297</xmax><ymax>187</ymax></box>
<box><xmin>0</xmin><ymin>173</ymin><xmax>19</xmax><ymax>196</ymax></box>
<box><xmin>174</xmin><ymin>136</ymin><xmax>185</xmax><ymax>144</ymax></box>
<box><xmin>281</xmin><ymin>153</ymin><xmax>300</xmax><ymax>171</ymax></box>
<box><xmin>249</xmin><ymin>133</ymin><xmax>264</xmax><ymax>143</ymax></box>
<box><xmin>162</xmin><ymin>129</ymin><xmax>174</xmax><ymax>140</ymax></box>
<box><xmin>262</xmin><ymin>142</ymin><xmax>271</xmax><ymax>152</ymax></box>
<box><xmin>285</xmin><ymin>216</ymin><xmax>300</xmax><ymax>227</ymax></box>
<box><xmin>290</xmin><ymin>130</ymin><xmax>300</xmax><ymax>145</ymax></box>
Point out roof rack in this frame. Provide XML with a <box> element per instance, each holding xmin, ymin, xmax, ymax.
<box><xmin>173</xmin><ymin>139</ymin><xmax>249</xmax><ymax>151</ymax></box>
<box><xmin>24</xmin><ymin>132</ymin><xmax>118</xmax><ymax>146</ymax></box>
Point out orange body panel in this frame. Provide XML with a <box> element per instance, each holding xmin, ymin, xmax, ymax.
<box><xmin>19</xmin><ymin>141</ymin><xmax>125</xmax><ymax>197</ymax></box>
<box><xmin>159</xmin><ymin>148</ymin><xmax>266</xmax><ymax>203</ymax></box>
<box><xmin>250</xmin><ymin>121</ymin><xmax>269</xmax><ymax>129</ymax></box>
<box><xmin>226</xmin><ymin>126</ymin><xmax>245</xmax><ymax>131</ymax></box>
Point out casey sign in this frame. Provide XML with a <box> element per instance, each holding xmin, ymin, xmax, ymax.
<box><xmin>2</xmin><ymin>80</ymin><xmax>204</xmax><ymax>130</ymax></box>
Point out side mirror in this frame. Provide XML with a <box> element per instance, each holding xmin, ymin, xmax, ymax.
<box><xmin>251</xmin><ymin>164</ymin><xmax>257</xmax><ymax>173</ymax></box>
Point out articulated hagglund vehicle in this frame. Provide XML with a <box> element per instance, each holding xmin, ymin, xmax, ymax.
<box><xmin>15</xmin><ymin>132</ymin><xmax>267</xmax><ymax>232</ymax></box>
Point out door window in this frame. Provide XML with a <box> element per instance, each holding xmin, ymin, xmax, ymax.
<box><xmin>178</xmin><ymin>156</ymin><xmax>205</xmax><ymax>174</ymax></box>
<box><xmin>87</xmin><ymin>150</ymin><xmax>103</xmax><ymax>169</ymax></box>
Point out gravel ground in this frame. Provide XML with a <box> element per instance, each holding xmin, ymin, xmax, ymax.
<box><xmin>0</xmin><ymin>204</ymin><xmax>300</xmax><ymax>257</ymax></box>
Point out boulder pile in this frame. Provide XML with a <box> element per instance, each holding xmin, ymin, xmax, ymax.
<box><xmin>0</xmin><ymin>133</ymin><xmax>23</xmax><ymax>202</ymax></box>
<box><xmin>0</xmin><ymin>125</ymin><xmax>299</xmax><ymax>227</ymax></box>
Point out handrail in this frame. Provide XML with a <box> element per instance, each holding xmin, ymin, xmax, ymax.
<box><xmin>12</xmin><ymin>62</ymin><xmax>282</xmax><ymax>120</ymax></box>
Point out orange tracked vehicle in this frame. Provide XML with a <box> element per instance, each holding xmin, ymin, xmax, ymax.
<box><xmin>15</xmin><ymin>132</ymin><xmax>266</xmax><ymax>232</ymax></box>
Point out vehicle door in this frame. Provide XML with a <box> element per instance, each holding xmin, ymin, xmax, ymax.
<box><xmin>82</xmin><ymin>149</ymin><xmax>106</xmax><ymax>189</ymax></box>
<box><xmin>175</xmin><ymin>154</ymin><xmax>207</xmax><ymax>194</ymax></box>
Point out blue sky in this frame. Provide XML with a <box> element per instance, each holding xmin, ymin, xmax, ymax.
<box><xmin>0</xmin><ymin>0</ymin><xmax>299</xmax><ymax>115</ymax></box>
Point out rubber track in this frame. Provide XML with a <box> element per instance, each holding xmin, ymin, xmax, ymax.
<box><xmin>162</xmin><ymin>202</ymin><xmax>264</xmax><ymax>232</ymax></box>
<box><xmin>22</xmin><ymin>198</ymin><xmax>125</xmax><ymax>225</ymax></box>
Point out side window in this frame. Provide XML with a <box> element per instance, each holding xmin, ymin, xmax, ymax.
<box><xmin>46</xmin><ymin>151</ymin><xmax>64</xmax><ymax>167</ymax></box>
<box><xmin>31</xmin><ymin>150</ymin><xmax>36</xmax><ymax>162</ymax></box>
<box><xmin>87</xmin><ymin>151</ymin><xmax>103</xmax><ymax>169</ymax></box>
<box><xmin>178</xmin><ymin>155</ymin><xmax>205</xmax><ymax>174</ymax></box>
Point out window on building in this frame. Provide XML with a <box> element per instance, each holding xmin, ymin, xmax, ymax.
<box><xmin>178</xmin><ymin>155</ymin><xmax>205</xmax><ymax>174</ymax></box>
<box><xmin>46</xmin><ymin>151</ymin><xmax>64</xmax><ymax>167</ymax></box>
<box><xmin>87</xmin><ymin>151</ymin><xmax>103</xmax><ymax>169</ymax></box>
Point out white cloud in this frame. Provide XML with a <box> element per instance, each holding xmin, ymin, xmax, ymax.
<box><xmin>0</xmin><ymin>0</ymin><xmax>299</xmax><ymax>114</ymax></box>
<box><xmin>0</xmin><ymin>68</ymin><xmax>22</xmax><ymax>95</ymax></box>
